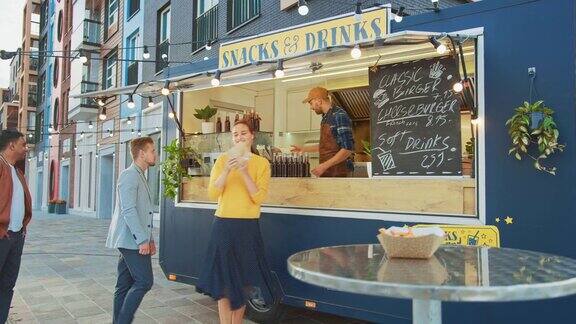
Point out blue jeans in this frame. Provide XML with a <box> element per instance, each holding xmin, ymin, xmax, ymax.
<box><xmin>0</xmin><ymin>230</ymin><xmax>25</xmax><ymax>324</ymax></box>
<box><xmin>113</xmin><ymin>248</ymin><xmax>153</xmax><ymax>324</ymax></box>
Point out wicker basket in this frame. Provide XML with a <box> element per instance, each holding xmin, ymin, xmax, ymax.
<box><xmin>377</xmin><ymin>233</ymin><xmax>443</xmax><ymax>259</ymax></box>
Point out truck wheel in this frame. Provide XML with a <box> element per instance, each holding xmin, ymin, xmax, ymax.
<box><xmin>245</xmin><ymin>295</ymin><xmax>286</xmax><ymax>323</ymax></box>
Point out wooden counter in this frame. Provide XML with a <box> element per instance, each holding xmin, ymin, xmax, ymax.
<box><xmin>181</xmin><ymin>177</ymin><xmax>476</xmax><ymax>216</ymax></box>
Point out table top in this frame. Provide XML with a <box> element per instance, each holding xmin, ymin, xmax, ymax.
<box><xmin>287</xmin><ymin>244</ymin><xmax>576</xmax><ymax>302</ymax></box>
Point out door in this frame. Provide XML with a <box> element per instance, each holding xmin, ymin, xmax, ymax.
<box><xmin>98</xmin><ymin>154</ymin><xmax>114</xmax><ymax>219</ymax></box>
<box><xmin>36</xmin><ymin>169</ymin><xmax>43</xmax><ymax>209</ymax></box>
<box><xmin>61</xmin><ymin>165</ymin><xmax>69</xmax><ymax>206</ymax></box>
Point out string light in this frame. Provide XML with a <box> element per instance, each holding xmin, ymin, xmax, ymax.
<box><xmin>28</xmin><ymin>133</ymin><xmax>33</xmax><ymax>138</ymax></box>
<box><xmin>127</xmin><ymin>117</ymin><xmax>132</xmax><ymax>125</ymax></box>
<box><xmin>205</xmin><ymin>41</ymin><xmax>212</xmax><ymax>51</ymax></box>
<box><xmin>131</xmin><ymin>129</ymin><xmax>135</xmax><ymax>134</ymax></box>
<box><xmin>148</xmin><ymin>97</ymin><xmax>154</xmax><ymax>108</ymax></box>
<box><xmin>354</xmin><ymin>1</ymin><xmax>362</xmax><ymax>22</ymax></box>
<box><xmin>155</xmin><ymin>127</ymin><xmax>160</xmax><ymax>132</ymax></box>
<box><xmin>211</xmin><ymin>70</ymin><xmax>221</xmax><ymax>87</ymax></box>
<box><xmin>168</xmin><ymin>111</ymin><xmax>175</xmax><ymax>119</ymax></box>
<box><xmin>48</xmin><ymin>124</ymin><xmax>54</xmax><ymax>133</ymax></box>
<box><xmin>97</xmin><ymin>98</ymin><xmax>105</xmax><ymax>106</ymax></box>
<box><xmin>99</xmin><ymin>107</ymin><xmax>107</xmax><ymax>121</ymax></box>
<box><xmin>48</xmin><ymin>134</ymin><xmax>52</xmax><ymax>140</ymax></box>
<box><xmin>161</xmin><ymin>80</ymin><xmax>170</xmax><ymax>96</ymax></box>
<box><xmin>80</xmin><ymin>131</ymin><xmax>84</xmax><ymax>138</ymax></box>
<box><xmin>351</xmin><ymin>45</ymin><xmax>362</xmax><ymax>59</ymax></box>
<box><xmin>453</xmin><ymin>81</ymin><xmax>464</xmax><ymax>92</ymax></box>
<box><xmin>298</xmin><ymin>0</ymin><xmax>309</xmax><ymax>16</ymax></box>
<box><xmin>274</xmin><ymin>60</ymin><xmax>285</xmax><ymax>78</ymax></box>
<box><xmin>88</xmin><ymin>121</ymin><xmax>93</xmax><ymax>129</ymax></box>
<box><xmin>137</xmin><ymin>130</ymin><xmax>142</xmax><ymax>137</ymax></box>
<box><xmin>142</xmin><ymin>46</ymin><xmax>150</xmax><ymax>59</ymax></box>
<box><xmin>429</xmin><ymin>37</ymin><xmax>447</xmax><ymax>54</ymax></box>
<box><xmin>79</xmin><ymin>50</ymin><xmax>88</xmax><ymax>63</ymax></box>
<box><xmin>127</xmin><ymin>95</ymin><xmax>135</xmax><ymax>108</ymax></box>
<box><xmin>394</xmin><ymin>7</ymin><xmax>405</xmax><ymax>23</ymax></box>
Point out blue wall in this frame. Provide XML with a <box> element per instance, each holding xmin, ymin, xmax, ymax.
<box><xmin>160</xmin><ymin>0</ymin><xmax>576</xmax><ymax>323</ymax></box>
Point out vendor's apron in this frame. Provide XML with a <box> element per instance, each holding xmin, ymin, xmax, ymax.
<box><xmin>319</xmin><ymin>122</ymin><xmax>349</xmax><ymax>177</ymax></box>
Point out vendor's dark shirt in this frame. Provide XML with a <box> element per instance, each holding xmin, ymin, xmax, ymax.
<box><xmin>321</xmin><ymin>106</ymin><xmax>355</xmax><ymax>171</ymax></box>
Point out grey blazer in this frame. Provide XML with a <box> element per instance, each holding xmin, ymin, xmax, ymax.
<box><xmin>106</xmin><ymin>164</ymin><xmax>154</xmax><ymax>250</ymax></box>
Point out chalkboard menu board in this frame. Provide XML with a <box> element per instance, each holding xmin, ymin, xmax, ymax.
<box><xmin>369</xmin><ymin>56</ymin><xmax>463</xmax><ymax>176</ymax></box>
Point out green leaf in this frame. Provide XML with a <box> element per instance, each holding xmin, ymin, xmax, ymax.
<box><xmin>515</xmin><ymin>152</ymin><xmax>521</xmax><ymax>160</ymax></box>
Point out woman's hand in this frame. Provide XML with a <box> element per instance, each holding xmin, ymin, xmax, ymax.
<box><xmin>225</xmin><ymin>157</ymin><xmax>239</xmax><ymax>172</ymax></box>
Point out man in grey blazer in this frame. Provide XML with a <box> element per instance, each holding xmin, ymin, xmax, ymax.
<box><xmin>106</xmin><ymin>137</ymin><xmax>157</xmax><ymax>324</ymax></box>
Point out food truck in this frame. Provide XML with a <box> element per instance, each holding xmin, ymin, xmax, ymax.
<box><xmin>81</xmin><ymin>0</ymin><xmax>576</xmax><ymax>322</ymax></box>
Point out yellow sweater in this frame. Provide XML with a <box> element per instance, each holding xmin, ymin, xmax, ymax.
<box><xmin>208</xmin><ymin>153</ymin><xmax>271</xmax><ymax>218</ymax></box>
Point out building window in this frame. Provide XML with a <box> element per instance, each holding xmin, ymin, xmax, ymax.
<box><xmin>77</xmin><ymin>155</ymin><xmax>82</xmax><ymax>207</ymax></box>
<box><xmin>127</xmin><ymin>0</ymin><xmax>140</xmax><ymax>18</ymax></box>
<box><xmin>156</xmin><ymin>5</ymin><xmax>171</xmax><ymax>72</ymax></box>
<box><xmin>193</xmin><ymin>1</ymin><xmax>218</xmax><ymax>52</ymax></box>
<box><xmin>197</xmin><ymin>0</ymin><xmax>218</xmax><ymax>16</ymax></box>
<box><xmin>227</xmin><ymin>0</ymin><xmax>260</xmax><ymax>31</ymax></box>
<box><xmin>125</xmin><ymin>141</ymin><xmax>133</xmax><ymax>167</ymax></box>
<box><xmin>57</xmin><ymin>10</ymin><xmax>63</xmax><ymax>41</ymax></box>
<box><xmin>105</xmin><ymin>0</ymin><xmax>118</xmax><ymax>37</ymax></box>
<box><xmin>88</xmin><ymin>152</ymin><xmax>93</xmax><ymax>209</ymax></box>
<box><xmin>53</xmin><ymin>98</ymin><xmax>59</xmax><ymax>130</ymax></box>
<box><xmin>104</xmin><ymin>51</ymin><xmax>117</xmax><ymax>89</ymax></box>
<box><xmin>126</xmin><ymin>32</ymin><xmax>139</xmax><ymax>85</ymax></box>
<box><xmin>53</xmin><ymin>58</ymin><xmax>59</xmax><ymax>87</ymax></box>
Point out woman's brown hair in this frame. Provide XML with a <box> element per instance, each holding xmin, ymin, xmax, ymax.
<box><xmin>233</xmin><ymin>119</ymin><xmax>259</xmax><ymax>155</ymax></box>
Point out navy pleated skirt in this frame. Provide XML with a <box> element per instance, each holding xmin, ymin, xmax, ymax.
<box><xmin>195</xmin><ymin>217</ymin><xmax>276</xmax><ymax>310</ymax></box>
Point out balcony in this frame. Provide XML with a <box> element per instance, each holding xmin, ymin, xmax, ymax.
<box><xmin>127</xmin><ymin>62</ymin><xmax>138</xmax><ymax>85</ymax></box>
<box><xmin>193</xmin><ymin>6</ymin><xmax>218</xmax><ymax>53</ymax></box>
<box><xmin>227</xmin><ymin>0</ymin><xmax>261</xmax><ymax>31</ymax></box>
<box><xmin>68</xmin><ymin>81</ymin><xmax>99</xmax><ymax>121</ymax></box>
<box><xmin>28</xmin><ymin>93</ymin><xmax>37</xmax><ymax>107</ymax></box>
<box><xmin>83</xmin><ymin>20</ymin><xmax>101</xmax><ymax>45</ymax></box>
<box><xmin>156</xmin><ymin>40</ymin><xmax>169</xmax><ymax>73</ymax></box>
<box><xmin>29</xmin><ymin>57</ymin><xmax>39</xmax><ymax>71</ymax></box>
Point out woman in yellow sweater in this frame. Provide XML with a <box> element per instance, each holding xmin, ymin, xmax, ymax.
<box><xmin>196</xmin><ymin>120</ymin><xmax>275</xmax><ymax>324</ymax></box>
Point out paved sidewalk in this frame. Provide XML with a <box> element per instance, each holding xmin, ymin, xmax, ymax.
<box><xmin>8</xmin><ymin>211</ymin><xmax>365</xmax><ymax>324</ymax></box>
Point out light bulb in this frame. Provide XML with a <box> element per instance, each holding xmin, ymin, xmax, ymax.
<box><xmin>142</xmin><ymin>46</ymin><xmax>150</xmax><ymax>59</ymax></box>
<box><xmin>394</xmin><ymin>14</ymin><xmax>403</xmax><ymax>23</ymax></box>
<box><xmin>80</xmin><ymin>56</ymin><xmax>88</xmax><ymax>63</ymax></box>
<box><xmin>298</xmin><ymin>3</ymin><xmax>309</xmax><ymax>16</ymax></box>
<box><xmin>351</xmin><ymin>45</ymin><xmax>362</xmax><ymax>59</ymax></box>
<box><xmin>127</xmin><ymin>96</ymin><xmax>135</xmax><ymax>108</ymax></box>
<box><xmin>161</xmin><ymin>87</ymin><xmax>170</xmax><ymax>96</ymax></box>
<box><xmin>437</xmin><ymin>44</ymin><xmax>447</xmax><ymax>55</ymax></box>
<box><xmin>88</xmin><ymin>121</ymin><xmax>93</xmax><ymax>129</ymax></box>
<box><xmin>148</xmin><ymin>97</ymin><xmax>154</xmax><ymax>108</ymax></box>
<box><xmin>471</xmin><ymin>118</ymin><xmax>479</xmax><ymax>126</ymax></box>
<box><xmin>206</xmin><ymin>42</ymin><xmax>212</xmax><ymax>51</ymax></box>
<box><xmin>453</xmin><ymin>81</ymin><xmax>464</xmax><ymax>92</ymax></box>
<box><xmin>97</xmin><ymin>99</ymin><xmax>105</xmax><ymax>106</ymax></box>
<box><xmin>48</xmin><ymin>124</ymin><xmax>54</xmax><ymax>133</ymax></box>
<box><xmin>127</xmin><ymin>118</ymin><xmax>132</xmax><ymax>125</ymax></box>
<box><xmin>275</xmin><ymin>69</ymin><xmax>285</xmax><ymax>78</ymax></box>
<box><xmin>168</xmin><ymin>111</ymin><xmax>174</xmax><ymax>119</ymax></box>
<box><xmin>161</xmin><ymin>80</ymin><xmax>170</xmax><ymax>96</ymax></box>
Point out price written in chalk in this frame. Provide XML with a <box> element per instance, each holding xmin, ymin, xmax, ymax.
<box><xmin>369</xmin><ymin>56</ymin><xmax>463</xmax><ymax>176</ymax></box>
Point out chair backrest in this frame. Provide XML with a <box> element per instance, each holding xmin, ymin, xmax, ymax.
<box><xmin>413</xmin><ymin>224</ymin><xmax>500</xmax><ymax>248</ymax></box>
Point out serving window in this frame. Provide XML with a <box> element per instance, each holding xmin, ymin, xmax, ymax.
<box><xmin>177</xmin><ymin>36</ymin><xmax>481</xmax><ymax>219</ymax></box>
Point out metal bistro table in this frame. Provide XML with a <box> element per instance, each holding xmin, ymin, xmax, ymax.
<box><xmin>287</xmin><ymin>244</ymin><xmax>576</xmax><ymax>324</ymax></box>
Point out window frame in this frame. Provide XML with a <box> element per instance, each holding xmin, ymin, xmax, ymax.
<box><xmin>127</xmin><ymin>0</ymin><xmax>140</xmax><ymax>19</ymax></box>
<box><xmin>104</xmin><ymin>51</ymin><xmax>118</xmax><ymax>89</ymax></box>
<box><xmin>159</xmin><ymin>6</ymin><xmax>171</xmax><ymax>43</ymax></box>
<box><xmin>197</xmin><ymin>0</ymin><xmax>218</xmax><ymax>17</ymax></box>
<box><xmin>106</xmin><ymin>0</ymin><xmax>118</xmax><ymax>29</ymax></box>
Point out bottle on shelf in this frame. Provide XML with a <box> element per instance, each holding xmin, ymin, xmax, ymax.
<box><xmin>216</xmin><ymin>115</ymin><xmax>222</xmax><ymax>133</ymax></box>
<box><xmin>304</xmin><ymin>153</ymin><xmax>310</xmax><ymax>177</ymax></box>
<box><xmin>234</xmin><ymin>113</ymin><xmax>240</xmax><ymax>123</ymax></box>
<box><xmin>224</xmin><ymin>115</ymin><xmax>231</xmax><ymax>132</ymax></box>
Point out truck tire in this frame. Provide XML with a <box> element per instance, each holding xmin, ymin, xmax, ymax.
<box><xmin>245</xmin><ymin>295</ymin><xmax>286</xmax><ymax>323</ymax></box>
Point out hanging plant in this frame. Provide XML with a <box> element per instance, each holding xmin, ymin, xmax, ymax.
<box><xmin>161</xmin><ymin>139</ymin><xmax>202</xmax><ymax>200</ymax></box>
<box><xmin>506</xmin><ymin>101</ymin><xmax>565</xmax><ymax>175</ymax></box>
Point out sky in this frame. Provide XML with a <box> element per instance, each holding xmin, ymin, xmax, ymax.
<box><xmin>0</xmin><ymin>1</ymin><xmax>25</xmax><ymax>88</ymax></box>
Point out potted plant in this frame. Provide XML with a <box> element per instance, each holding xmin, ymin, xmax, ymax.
<box><xmin>463</xmin><ymin>137</ymin><xmax>475</xmax><ymax>178</ymax></box>
<box><xmin>48</xmin><ymin>199</ymin><xmax>56</xmax><ymax>213</ymax></box>
<box><xmin>506</xmin><ymin>101</ymin><xmax>565</xmax><ymax>175</ymax></box>
<box><xmin>54</xmin><ymin>199</ymin><xmax>67</xmax><ymax>214</ymax></box>
<box><xmin>193</xmin><ymin>105</ymin><xmax>218</xmax><ymax>134</ymax></box>
<box><xmin>162</xmin><ymin>139</ymin><xmax>203</xmax><ymax>200</ymax></box>
<box><xmin>362</xmin><ymin>140</ymin><xmax>372</xmax><ymax>178</ymax></box>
